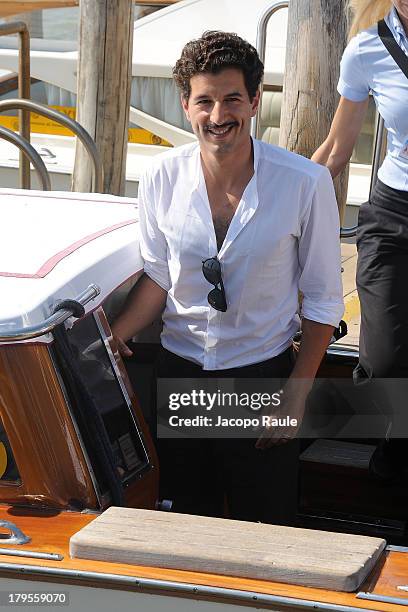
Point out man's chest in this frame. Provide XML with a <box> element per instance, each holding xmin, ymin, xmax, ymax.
<box><xmin>153</xmin><ymin>161</ymin><xmax>303</xmax><ymax>261</ymax></box>
<box><xmin>157</xmin><ymin>189</ymin><xmax>298</xmax><ymax>267</ymax></box>
<box><xmin>209</xmin><ymin>193</ymin><xmax>241</xmax><ymax>252</ymax></box>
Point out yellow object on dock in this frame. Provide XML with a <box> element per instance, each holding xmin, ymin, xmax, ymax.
<box><xmin>0</xmin><ymin>105</ymin><xmax>172</xmax><ymax>146</ymax></box>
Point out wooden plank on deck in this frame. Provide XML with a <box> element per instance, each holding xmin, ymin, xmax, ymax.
<box><xmin>70</xmin><ymin>507</ymin><xmax>386</xmax><ymax>592</ymax></box>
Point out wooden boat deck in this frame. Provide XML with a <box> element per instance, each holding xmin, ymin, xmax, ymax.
<box><xmin>0</xmin><ymin>505</ymin><xmax>407</xmax><ymax>610</ymax></box>
<box><xmin>339</xmin><ymin>242</ymin><xmax>360</xmax><ymax>349</ymax></box>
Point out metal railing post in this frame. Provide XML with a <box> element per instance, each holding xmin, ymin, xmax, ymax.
<box><xmin>251</xmin><ymin>0</ymin><xmax>289</xmax><ymax>139</ymax></box>
<box><xmin>0</xmin><ymin>125</ymin><xmax>51</xmax><ymax>190</ymax></box>
<box><xmin>0</xmin><ymin>99</ymin><xmax>104</xmax><ymax>193</ymax></box>
<box><xmin>0</xmin><ymin>21</ymin><xmax>31</xmax><ymax>189</ymax></box>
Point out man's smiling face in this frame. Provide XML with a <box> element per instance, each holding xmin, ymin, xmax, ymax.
<box><xmin>181</xmin><ymin>68</ymin><xmax>260</xmax><ymax>158</ymax></box>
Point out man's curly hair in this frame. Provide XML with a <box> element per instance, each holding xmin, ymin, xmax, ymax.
<box><xmin>173</xmin><ymin>31</ymin><xmax>264</xmax><ymax>101</ymax></box>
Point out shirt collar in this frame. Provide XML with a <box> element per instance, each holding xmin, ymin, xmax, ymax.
<box><xmin>191</xmin><ymin>142</ymin><xmax>201</xmax><ymax>193</ymax></box>
<box><xmin>251</xmin><ymin>137</ymin><xmax>261</xmax><ymax>180</ymax></box>
<box><xmin>192</xmin><ymin>136</ymin><xmax>260</xmax><ymax>194</ymax></box>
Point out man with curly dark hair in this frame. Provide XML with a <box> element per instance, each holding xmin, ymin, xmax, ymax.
<box><xmin>173</xmin><ymin>30</ymin><xmax>264</xmax><ymax>101</ymax></box>
<box><xmin>113</xmin><ymin>31</ymin><xmax>343</xmax><ymax>524</ymax></box>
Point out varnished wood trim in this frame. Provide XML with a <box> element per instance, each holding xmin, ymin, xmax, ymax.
<box><xmin>0</xmin><ymin>507</ymin><xmax>407</xmax><ymax>611</ymax></box>
<box><xmin>0</xmin><ymin>345</ymin><xmax>98</xmax><ymax>509</ymax></box>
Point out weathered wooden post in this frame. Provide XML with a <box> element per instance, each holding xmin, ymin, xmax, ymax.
<box><xmin>72</xmin><ymin>0</ymin><xmax>134</xmax><ymax>194</ymax></box>
<box><xmin>279</xmin><ymin>0</ymin><xmax>349</xmax><ymax>220</ymax></box>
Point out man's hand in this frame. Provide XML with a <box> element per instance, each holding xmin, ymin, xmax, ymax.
<box><xmin>113</xmin><ymin>334</ymin><xmax>133</xmax><ymax>358</ymax></box>
<box><xmin>255</xmin><ymin>378</ymin><xmax>309</xmax><ymax>449</ymax></box>
<box><xmin>255</xmin><ymin>319</ymin><xmax>335</xmax><ymax>450</ymax></box>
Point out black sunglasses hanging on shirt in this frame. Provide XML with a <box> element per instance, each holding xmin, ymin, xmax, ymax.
<box><xmin>202</xmin><ymin>256</ymin><xmax>227</xmax><ymax>312</ymax></box>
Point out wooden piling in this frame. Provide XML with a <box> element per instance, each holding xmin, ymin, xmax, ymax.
<box><xmin>72</xmin><ymin>0</ymin><xmax>134</xmax><ymax>195</ymax></box>
<box><xmin>279</xmin><ymin>0</ymin><xmax>349</xmax><ymax>221</ymax></box>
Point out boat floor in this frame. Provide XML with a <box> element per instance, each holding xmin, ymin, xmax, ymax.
<box><xmin>0</xmin><ymin>505</ymin><xmax>407</xmax><ymax>610</ymax></box>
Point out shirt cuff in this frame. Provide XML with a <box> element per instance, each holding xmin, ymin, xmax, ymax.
<box><xmin>337</xmin><ymin>78</ymin><xmax>369</xmax><ymax>102</ymax></box>
<box><xmin>143</xmin><ymin>261</ymin><xmax>170</xmax><ymax>292</ymax></box>
<box><xmin>301</xmin><ymin>299</ymin><xmax>345</xmax><ymax>328</ymax></box>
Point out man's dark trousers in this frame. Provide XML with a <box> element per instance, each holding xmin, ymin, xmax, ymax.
<box><xmin>155</xmin><ymin>346</ymin><xmax>299</xmax><ymax>525</ymax></box>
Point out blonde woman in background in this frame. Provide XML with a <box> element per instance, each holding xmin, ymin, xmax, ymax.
<box><xmin>313</xmin><ymin>0</ymin><xmax>408</xmax><ymax>478</ymax></box>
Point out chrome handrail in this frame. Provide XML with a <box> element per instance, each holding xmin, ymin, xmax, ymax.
<box><xmin>0</xmin><ymin>125</ymin><xmax>51</xmax><ymax>190</ymax></box>
<box><xmin>0</xmin><ymin>285</ymin><xmax>100</xmax><ymax>343</ymax></box>
<box><xmin>251</xmin><ymin>0</ymin><xmax>289</xmax><ymax>139</ymax></box>
<box><xmin>340</xmin><ymin>114</ymin><xmax>386</xmax><ymax>238</ymax></box>
<box><xmin>0</xmin><ymin>22</ymin><xmax>31</xmax><ymax>189</ymax></box>
<box><xmin>0</xmin><ymin>99</ymin><xmax>104</xmax><ymax>193</ymax></box>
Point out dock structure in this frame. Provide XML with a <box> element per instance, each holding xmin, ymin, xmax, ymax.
<box><xmin>0</xmin><ymin>0</ymin><xmax>178</xmax><ymax>18</ymax></box>
<box><xmin>279</xmin><ymin>0</ymin><xmax>350</xmax><ymax>221</ymax></box>
<box><xmin>341</xmin><ymin>243</ymin><xmax>360</xmax><ymax>348</ymax></box>
<box><xmin>3</xmin><ymin>10</ymin><xmax>43</xmax><ymax>37</ymax></box>
<box><xmin>0</xmin><ymin>1</ymin><xmax>77</xmax><ymax>18</ymax></box>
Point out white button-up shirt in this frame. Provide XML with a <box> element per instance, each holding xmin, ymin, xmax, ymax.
<box><xmin>138</xmin><ymin>139</ymin><xmax>344</xmax><ymax>370</ymax></box>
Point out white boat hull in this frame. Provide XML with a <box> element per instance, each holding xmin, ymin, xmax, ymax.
<box><xmin>0</xmin><ymin>577</ymin><xmax>248</xmax><ymax>612</ymax></box>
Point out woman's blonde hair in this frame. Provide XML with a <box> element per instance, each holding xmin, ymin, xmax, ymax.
<box><xmin>348</xmin><ymin>0</ymin><xmax>392</xmax><ymax>39</ymax></box>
